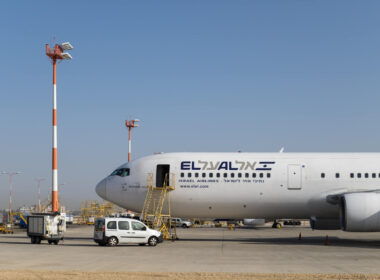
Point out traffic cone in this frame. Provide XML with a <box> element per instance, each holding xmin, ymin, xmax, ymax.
<box><xmin>325</xmin><ymin>235</ymin><xmax>329</xmax><ymax>245</ymax></box>
<box><xmin>298</xmin><ymin>232</ymin><xmax>302</xmax><ymax>240</ymax></box>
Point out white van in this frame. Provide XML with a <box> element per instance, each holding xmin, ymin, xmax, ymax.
<box><xmin>94</xmin><ymin>217</ymin><xmax>163</xmax><ymax>246</ymax></box>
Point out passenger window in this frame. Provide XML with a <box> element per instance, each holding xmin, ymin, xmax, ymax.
<box><xmin>195</xmin><ymin>173</ymin><xmax>199</xmax><ymax>178</ymax></box>
<box><xmin>357</xmin><ymin>173</ymin><xmax>361</xmax><ymax>178</ymax></box>
<box><xmin>107</xmin><ymin>221</ymin><xmax>116</xmax><ymax>230</ymax></box>
<box><xmin>223</xmin><ymin>173</ymin><xmax>228</xmax><ymax>178</ymax></box>
<box><xmin>132</xmin><ymin>221</ymin><xmax>146</xmax><ymax>231</ymax></box>
<box><xmin>372</xmin><ymin>173</ymin><xmax>376</xmax><ymax>178</ymax></box>
<box><xmin>216</xmin><ymin>173</ymin><xmax>220</xmax><ymax>178</ymax></box>
<box><xmin>350</xmin><ymin>173</ymin><xmax>354</xmax><ymax>178</ymax></box>
<box><xmin>365</xmin><ymin>173</ymin><xmax>369</xmax><ymax>178</ymax></box>
<box><xmin>180</xmin><ymin>173</ymin><xmax>184</xmax><ymax>178</ymax></box>
<box><xmin>209</xmin><ymin>173</ymin><xmax>213</xmax><ymax>178</ymax></box>
<box><xmin>252</xmin><ymin>173</ymin><xmax>256</xmax><ymax>178</ymax></box>
<box><xmin>231</xmin><ymin>173</ymin><xmax>235</xmax><ymax>178</ymax></box>
<box><xmin>259</xmin><ymin>173</ymin><xmax>263</xmax><ymax>178</ymax></box>
<box><xmin>245</xmin><ymin>173</ymin><xmax>249</xmax><ymax>178</ymax></box>
<box><xmin>321</xmin><ymin>173</ymin><xmax>325</xmax><ymax>178</ymax></box>
<box><xmin>202</xmin><ymin>173</ymin><xmax>206</xmax><ymax>178</ymax></box>
<box><xmin>118</xmin><ymin>221</ymin><xmax>129</xmax><ymax>230</ymax></box>
<box><xmin>238</xmin><ymin>173</ymin><xmax>242</xmax><ymax>178</ymax></box>
<box><xmin>188</xmin><ymin>173</ymin><xmax>192</xmax><ymax>178</ymax></box>
<box><xmin>267</xmin><ymin>173</ymin><xmax>271</xmax><ymax>178</ymax></box>
<box><xmin>336</xmin><ymin>173</ymin><xmax>340</xmax><ymax>178</ymax></box>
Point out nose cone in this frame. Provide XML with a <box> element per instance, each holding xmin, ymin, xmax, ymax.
<box><xmin>95</xmin><ymin>178</ymin><xmax>107</xmax><ymax>199</ymax></box>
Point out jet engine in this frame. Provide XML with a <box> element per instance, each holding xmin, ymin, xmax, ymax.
<box><xmin>342</xmin><ymin>192</ymin><xmax>380</xmax><ymax>232</ymax></box>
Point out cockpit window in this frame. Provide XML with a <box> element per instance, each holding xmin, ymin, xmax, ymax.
<box><xmin>110</xmin><ymin>168</ymin><xmax>130</xmax><ymax>177</ymax></box>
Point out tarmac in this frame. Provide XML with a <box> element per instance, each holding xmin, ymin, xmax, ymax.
<box><xmin>1</xmin><ymin>225</ymin><xmax>380</xmax><ymax>274</ymax></box>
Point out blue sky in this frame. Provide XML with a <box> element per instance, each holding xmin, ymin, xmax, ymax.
<box><xmin>1</xmin><ymin>1</ymin><xmax>380</xmax><ymax>209</ymax></box>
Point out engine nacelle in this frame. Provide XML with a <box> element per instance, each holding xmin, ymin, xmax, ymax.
<box><xmin>342</xmin><ymin>192</ymin><xmax>380</xmax><ymax>232</ymax></box>
<box><xmin>309</xmin><ymin>217</ymin><xmax>341</xmax><ymax>230</ymax></box>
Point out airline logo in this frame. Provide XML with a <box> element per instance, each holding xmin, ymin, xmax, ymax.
<box><xmin>180</xmin><ymin>161</ymin><xmax>275</xmax><ymax>171</ymax></box>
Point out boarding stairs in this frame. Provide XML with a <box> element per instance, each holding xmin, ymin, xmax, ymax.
<box><xmin>141</xmin><ymin>173</ymin><xmax>177</xmax><ymax>240</ymax></box>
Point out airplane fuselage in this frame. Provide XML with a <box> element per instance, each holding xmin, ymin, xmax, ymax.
<box><xmin>96</xmin><ymin>153</ymin><xmax>380</xmax><ymax>223</ymax></box>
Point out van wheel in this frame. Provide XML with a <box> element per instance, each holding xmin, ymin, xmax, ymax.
<box><xmin>182</xmin><ymin>224</ymin><xmax>188</xmax><ymax>228</ymax></box>
<box><xmin>148</xmin><ymin>236</ymin><xmax>158</xmax><ymax>246</ymax></box>
<box><xmin>108</xmin><ymin>237</ymin><xmax>118</xmax><ymax>246</ymax></box>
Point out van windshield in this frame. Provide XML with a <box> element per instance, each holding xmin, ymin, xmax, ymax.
<box><xmin>95</xmin><ymin>219</ymin><xmax>105</xmax><ymax>230</ymax></box>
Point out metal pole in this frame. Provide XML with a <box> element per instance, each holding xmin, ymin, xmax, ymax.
<box><xmin>9</xmin><ymin>174</ymin><xmax>13</xmax><ymax>223</ymax></box>
<box><xmin>128</xmin><ymin>126</ymin><xmax>131</xmax><ymax>162</ymax></box>
<box><xmin>2</xmin><ymin>172</ymin><xmax>20</xmax><ymax>223</ymax></box>
<box><xmin>38</xmin><ymin>181</ymin><xmax>41</xmax><ymax>212</ymax></box>
<box><xmin>35</xmin><ymin>178</ymin><xmax>45</xmax><ymax>212</ymax></box>
<box><xmin>52</xmin><ymin>59</ymin><xmax>59</xmax><ymax>213</ymax></box>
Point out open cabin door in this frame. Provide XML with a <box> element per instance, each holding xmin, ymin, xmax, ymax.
<box><xmin>156</xmin><ymin>164</ymin><xmax>170</xmax><ymax>187</ymax></box>
<box><xmin>287</xmin><ymin>164</ymin><xmax>302</xmax><ymax>190</ymax></box>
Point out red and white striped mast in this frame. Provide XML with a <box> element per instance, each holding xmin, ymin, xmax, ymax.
<box><xmin>125</xmin><ymin>119</ymin><xmax>140</xmax><ymax>162</ymax></box>
<box><xmin>45</xmin><ymin>41</ymin><xmax>73</xmax><ymax>213</ymax></box>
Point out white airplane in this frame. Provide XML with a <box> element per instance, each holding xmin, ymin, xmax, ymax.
<box><xmin>96</xmin><ymin>152</ymin><xmax>380</xmax><ymax>232</ymax></box>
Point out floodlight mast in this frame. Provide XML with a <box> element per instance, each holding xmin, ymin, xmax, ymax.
<box><xmin>125</xmin><ymin>119</ymin><xmax>140</xmax><ymax>162</ymax></box>
<box><xmin>1</xmin><ymin>171</ymin><xmax>21</xmax><ymax>223</ymax></box>
<box><xmin>45</xmin><ymin>41</ymin><xmax>73</xmax><ymax>213</ymax></box>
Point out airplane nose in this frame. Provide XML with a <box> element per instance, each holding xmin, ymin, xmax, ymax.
<box><xmin>95</xmin><ymin>178</ymin><xmax>107</xmax><ymax>199</ymax></box>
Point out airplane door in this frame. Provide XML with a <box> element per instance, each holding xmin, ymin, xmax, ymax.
<box><xmin>156</xmin><ymin>164</ymin><xmax>170</xmax><ymax>187</ymax></box>
<box><xmin>287</xmin><ymin>164</ymin><xmax>302</xmax><ymax>190</ymax></box>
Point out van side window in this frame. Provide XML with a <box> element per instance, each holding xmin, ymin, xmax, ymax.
<box><xmin>118</xmin><ymin>221</ymin><xmax>129</xmax><ymax>230</ymax></box>
<box><xmin>132</xmin><ymin>221</ymin><xmax>146</xmax><ymax>231</ymax></box>
<box><xmin>107</xmin><ymin>221</ymin><xmax>116</xmax><ymax>230</ymax></box>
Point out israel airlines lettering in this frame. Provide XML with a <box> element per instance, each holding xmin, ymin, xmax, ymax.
<box><xmin>180</xmin><ymin>161</ymin><xmax>275</xmax><ymax>171</ymax></box>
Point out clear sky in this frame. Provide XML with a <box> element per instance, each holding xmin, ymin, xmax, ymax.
<box><xmin>1</xmin><ymin>1</ymin><xmax>380</xmax><ymax>209</ymax></box>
